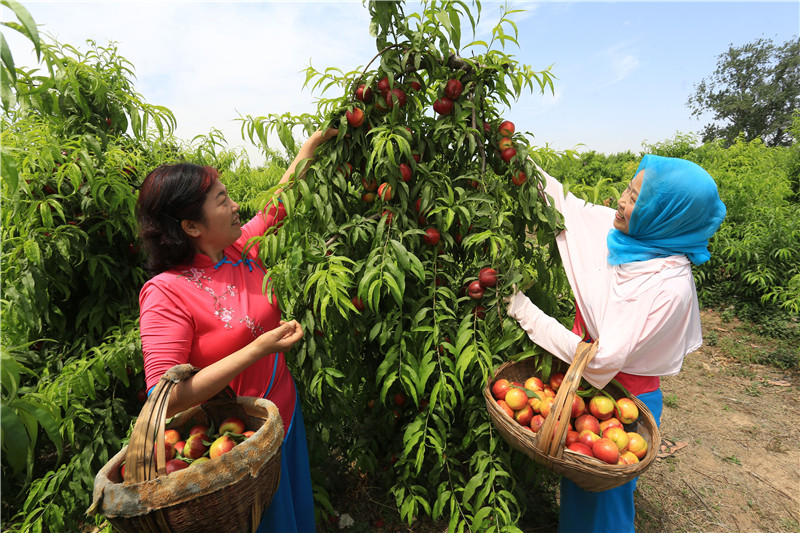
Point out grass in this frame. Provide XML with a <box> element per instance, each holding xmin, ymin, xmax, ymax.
<box><xmin>663</xmin><ymin>393</ymin><xmax>679</xmax><ymax>408</ymax></box>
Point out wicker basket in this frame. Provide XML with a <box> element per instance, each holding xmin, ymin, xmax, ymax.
<box><xmin>484</xmin><ymin>341</ymin><xmax>660</xmax><ymax>492</ymax></box>
<box><xmin>88</xmin><ymin>364</ymin><xmax>283</xmax><ymax>532</ymax></box>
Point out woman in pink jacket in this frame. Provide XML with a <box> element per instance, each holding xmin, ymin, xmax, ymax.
<box><xmin>506</xmin><ymin>154</ymin><xmax>726</xmax><ymax>532</ymax></box>
<box><xmin>137</xmin><ymin>129</ymin><xmax>335</xmax><ymax>532</ymax></box>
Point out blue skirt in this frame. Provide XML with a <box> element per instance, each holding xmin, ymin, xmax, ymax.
<box><xmin>558</xmin><ymin>389</ymin><xmax>663</xmax><ymax>533</ymax></box>
<box><xmin>257</xmin><ymin>391</ymin><xmax>316</xmax><ymax>533</ymax></box>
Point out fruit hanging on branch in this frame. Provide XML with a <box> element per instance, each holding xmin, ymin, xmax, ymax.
<box><xmin>237</xmin><ymin>0</ymin><xmax>561</xmax><ymax>528</ymax></box>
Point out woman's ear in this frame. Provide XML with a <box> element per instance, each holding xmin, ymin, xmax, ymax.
<box><xmin>181</xmin><ymin>219</ymin><xmax>202</xmax><ymax>238</ymax></box>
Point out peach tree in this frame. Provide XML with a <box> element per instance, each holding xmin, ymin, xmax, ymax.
<box><xmin>1</xmin><ymin>5</ymin><xmax>239</xmax><ymax>529</ymax></box>
<box><xmin>241</xmin><ymin>1</ymin><xmax>571</xmax><ymax>528</ymax></box>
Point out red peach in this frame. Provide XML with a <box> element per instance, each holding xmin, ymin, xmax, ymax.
<box><xmin>514</xmin><ymin>405</ymin><xmax>534</xmax><ymax>427</ymax></box>
<box><xmin>627</xmin><ymin>432</ymin><xmax>648</xmax><ymax>459</ymax></box>
<box><xmin>492</xmin><ymin>378</ymin><xmax>511</xmax><ymax>401</ymax></box>
<box><xmin>549</xmin><ymin>372</ymin><xmax>565</xmax><ymax>391</ymax></box>
<box><xmin>578</xmin><ymin>429</ymin><xmax>601</xmax><ymax>449</ymax></box>
<box><xmin>603</xmin><ymin>426</ymin><xmax>630</xmax><ymax>453</ymax></box>
<box><xmin>599</xmin><ymin>417</ymin><xmax>624</xmax><ymax>435</ymax></box>
<box><xmin>523</xmin><ymin>376</ymin><xmax>544</xmax><ymax>391</ymax></box>
<box><xmin>567</xmin><ymin>442</ymin><xmax>593</xmax><ymax>457</ymax></box>
<box><xmin>592</xmin><ymin>437</ymin><xmax>621</xmax><ymax>464</ymax></box>
<box><xmin>589</xmin><ymin>395</ymin><xmax>615</xmax><ymax>421</ymax></box>
<box><xmin>496</xmin><ymin>399</ymin><xmax>514</xmax><ymax>418</ymax></box>
<box><xmin>565</xmin><ymin>430</ymin><xmax>580</xmax><ymax>447</ymax></box>
<box><xmin>530</xmin><ymin>414</ymin><xmax>545</xmax><ymax>433</ymax></box>
<box><xmin>574</xmin><ymin>414</ymin><xmax>601</xmax><ymax>435</ymax></box>
<box><xmin>615</xmin><ymin>397</ymin><xmax>640</xmax><ymax>424</ymax></box>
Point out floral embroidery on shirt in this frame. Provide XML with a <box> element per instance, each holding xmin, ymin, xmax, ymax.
<box><xmin>178</xmin><ymin>267</ymin><xmax>264</xmax><ymax>336</ymax></box>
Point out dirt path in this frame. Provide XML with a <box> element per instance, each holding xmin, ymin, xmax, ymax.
<box><xmin>634</xmin><ymin>309</ymin><xmax>800</xmax><ymax>533</ymax></box>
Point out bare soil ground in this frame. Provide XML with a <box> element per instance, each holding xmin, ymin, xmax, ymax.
<box><xmin>634</xmin><ymin>308</ymin><xmax>800</xmax><ymax>533</ymax></box>
<box><xmin>321</xmin><ymin>308</ymin><xmax>800</xmax><ymax>532</ymax></box>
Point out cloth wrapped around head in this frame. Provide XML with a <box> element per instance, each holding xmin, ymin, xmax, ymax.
<box><xmin>607</xmin><ymin>154</ymin><xmax>726</xmax><ymax>265</ymax></box>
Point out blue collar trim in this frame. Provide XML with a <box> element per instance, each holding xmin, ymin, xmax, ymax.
<box><xmin>213</xmin><ymin>256</ymin><xmax>265</xmax><ymax>274</ymax></box>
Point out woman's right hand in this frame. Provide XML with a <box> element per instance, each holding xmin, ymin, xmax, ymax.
<box><xmin>256</xmin><ymin>320</ymin><xmax>304</xmax><ymax>355</ymax></box>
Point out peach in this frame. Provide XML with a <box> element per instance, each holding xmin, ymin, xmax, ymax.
<box><xmin>599</xmin><ymin>417</ymin><xmax>623</xmax><ymax>435</ymax></box>
<box><xmin>491</xmin><ymin>379</ymin><xmax>511</xmax><ymax>401</ymax></box>
<box><xmin>578</xmin><ymin>429</ymin><xmax>600</xmax><ymax>449</ymax></box>
<box><xmin>539</xmin><ymin>397</ymin><xmax>555</xmax><ymax>418</ymax></box>
<box><xmin>627</xmin><ymin>432</ymin><xmax>648</xmax><ymax>459</ymax></box>
<box><xmin>565</xmin><ymin>430</ymin><xmax>580</xmax><ymax>447</ymax></box>
<box><xmin>574</xmin><ymin>414</ymin><xmax>601</xmax><ymax>435</ymax></box>
<box><xmin>492</xmin><ymin>378</ymin><xmax>511</xmax><ymax>400</ymax></box>
<box><xmin>524</xmin><ymin>376</ymin><xmax>544</xmax><ymax>391</ymax></box>
<box><xmin>514</xmin><ymin>405</ymin><xmax>534</xmax><ymax>427</ymax></box>
<box><xmin>504</xmin><ymin>388</ymin><xmax>528</xmax><ymax>411</ymax></box>
<box><xmin>592</xmin><ymin>437</ymin><xmax>620</xmax><ymax>464</ymax></box>
<box><xmin>496</xmin><ymin>399</ymin><xmax>514</xmax><ymax>418</ymax></box>
<box><xmin>615</xmin><ymin>397</ymin><xmax>639</xmax><ymax>424</ymax></box>
<box><xmin>530</xmin><ymin>414</ymin><xmax>545</xmax><ymax>433</ymax></box>
<box><xmin>603</xmin><ymin>426</ymin><xmax>630</xmax><ymax>453</ymax></box>
<box><xmin>620</xmin><ymin>451</ymin><xmax>639</xmax><ymax>464</ymax></box>
<box><xmin>589</xmin><ymin>395</ymin><xmax>615</xmax><ymax>421</ymax></box>
<box><xmin>570</xmin><ymin>394</ymin><xmax>586</xmax><ymax>418</ymax></box>
<box><xmin>549</xmin><ymin>372</ymin><xmax>565</xmax><ymax>391</ymax></box>
<box><xmin>567</xmin><ymin>442</ymin><xmax>593</xmax><ymax>457</ymax></box>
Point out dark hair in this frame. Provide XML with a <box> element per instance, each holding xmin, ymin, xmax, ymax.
<box><xmin>136</xmin><ymin>163</ymin><xmax>218</xmax><ymax>275</ymax></box>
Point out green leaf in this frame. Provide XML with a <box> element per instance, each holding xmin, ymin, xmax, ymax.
<box><xmin>1</xmin><ymin>0</ymin><xmax>41</xmax><ymax>59</ymax></box>
<box><xmin>0</xmin><ymin>402</ymin><xmax>30</xmax><ymax>474</ymax></box>
<box><xmin>0</xmin><ymin>33</ymin><xmax>15</xmax><ymax>82</ymax></box>
<box><xmin>0</xmin><ymin>146</ymin><xmax>19</xmax><ymax>193</ymax></box>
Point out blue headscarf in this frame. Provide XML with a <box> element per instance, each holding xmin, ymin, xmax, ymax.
<box><xmin>607</xmin><ymin>155</ymin><xmax>726</xmax><ymax>266</ymax></box>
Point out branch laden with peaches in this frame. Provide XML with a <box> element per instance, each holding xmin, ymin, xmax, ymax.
<box><xmin>242</xmin><ymin>0</ymin><xmax>569</xmax><ymax>528</ymax></box>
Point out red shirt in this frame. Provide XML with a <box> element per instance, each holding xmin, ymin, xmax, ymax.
<box><xmin>139</xmin><ymin>203</ymin><xmax>296</xmax><ymax>433</ymax></box>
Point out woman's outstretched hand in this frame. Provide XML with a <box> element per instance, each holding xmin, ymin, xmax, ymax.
<box><xmin>503</xmin><ymin>284</ymin><xmax>518</xmax><ymax>314</ymax></box>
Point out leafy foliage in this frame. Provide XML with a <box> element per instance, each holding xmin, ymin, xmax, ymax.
<box><xmin>235</xmin><ymin>2</ymin><xmax>576</xmax><ymax>528</ymax></box>
<box><xmin>692</xmin><ymin>134</ymin><xmax>800</xmax><ymax>315</ymax></box>
<box><xmin>0</xmin><ymin>9</ymin><xmax>244</xmax><ymax>530</ymax></box>
<box><xmin>687</xmin><ymin>36</ymin><xmax>800</xmax><ymax>147</ymax></box>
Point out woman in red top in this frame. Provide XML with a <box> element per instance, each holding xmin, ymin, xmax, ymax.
<box><xmin>137</xmin><ymin>129</ymin><xmax>336</xmax><ymax>532</ymax></box>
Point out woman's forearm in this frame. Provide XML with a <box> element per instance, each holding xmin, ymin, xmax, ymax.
<box><xmin>164</xmin><ymin>342</ymin><xmax>264</xmax><ymax>417</ymax></box>
<box><xmin>507</xmin><ymin>291</ymin><xmax>582</xmax><ymax>365</ymax></box>
<box><xmin>278</xmin><ymin>129</ymin><xmax>337</xmax><ymax>185</ymax></box>
<box><xmin>162</xmin><ymin>320</ymin><xmax>303</xmax><ymax>417</ymax></box>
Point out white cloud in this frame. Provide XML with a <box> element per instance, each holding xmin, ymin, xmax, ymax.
<box><xmin>5</xmin><ymin>2</ymin><xmax>373</xmax><ymax>164</ymax></box>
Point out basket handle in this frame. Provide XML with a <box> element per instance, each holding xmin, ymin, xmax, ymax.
<box><xmin>124</xmin><ymin>364</ymin><xmax>235</xmax><ymax>485</ymax></box>
<box><xmin>533</xmin><ymin>340</ymin><xmax>598</xmax><ymax>459</ymax></box>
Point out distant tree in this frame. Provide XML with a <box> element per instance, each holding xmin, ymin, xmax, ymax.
<box><xmin>687</xmin><ymin>37</ymin><xmax>800</xmax><ymax>147</ymax></box>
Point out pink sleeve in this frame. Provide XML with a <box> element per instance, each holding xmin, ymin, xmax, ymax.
<box><xmin>238</xmin><ymin>201</ymin><xmax>287</xmax><ymax>259</ymax></box>
<box><xmin>139</xmin><ymin>282</ymin><xmax>194</xmax><ymax>391</ymax></box>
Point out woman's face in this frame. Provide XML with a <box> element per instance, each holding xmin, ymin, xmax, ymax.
<box><xmin>613</xmin><ymin>170</ymin><xmax>644</xmax><ymax>234</ymax></box>
<box><xmin>193</xmin><ymin>179</ymin><xmax>242</xmax><ymax>251</ymax></box>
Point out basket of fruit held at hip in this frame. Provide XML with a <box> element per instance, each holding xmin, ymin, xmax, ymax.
<box><xmin>87</xmin><ymin>364</ymin><xmax>283</xmax><ymax>533</ymax></box>
<box><xmin>483</xmin><ymin>341</ymin><xmax>660</xmax><ymax>492</ymax></box>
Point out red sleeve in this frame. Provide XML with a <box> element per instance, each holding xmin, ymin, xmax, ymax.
<box><xmin>139</xmin><ymin>281</ymin><xmax>194</xmax><ymax>391</ymax></box>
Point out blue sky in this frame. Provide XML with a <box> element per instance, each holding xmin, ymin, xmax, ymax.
<box><xmin>3</xmin><ymin>1</ymin><xmax>798</xmax><ymax>164</ymax></box>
